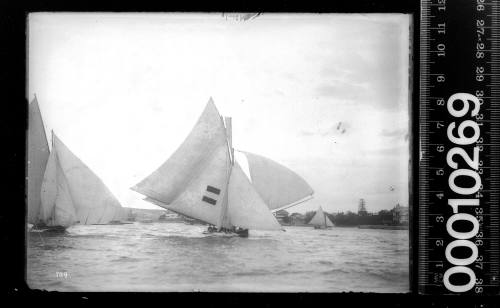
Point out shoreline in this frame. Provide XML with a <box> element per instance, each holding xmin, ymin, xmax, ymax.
<box><xmin>282</xmin><ymin>224</ymin><xmax>408</xmax><ymax>230</ymax></box>
<box><xmin>358</xmin><ymin>225</ymin><xmax>408</xmax><ymax>230</ymax></box>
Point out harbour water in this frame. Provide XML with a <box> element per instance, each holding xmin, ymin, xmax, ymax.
<box><xmin>27</xmin><ymin>223</ymin><xmax>409</xmax><ymax>292</ymax></box>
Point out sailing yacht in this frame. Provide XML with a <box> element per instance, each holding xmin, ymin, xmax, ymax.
<box><xmin>308</xmin><ymin>206</ymin><xmax>334</xmax><ymax>229</ymax></box>
<box><xmin>27</xmin><ymin>98</ymin><xmax>126</xmax><ymax>232</ymax></box>
<box><xmin>132</xmin><ymin>98</ymin><xmax>314</xmax><ymax>237</ymax></box>
<box><xmin>28</xmin><ymin>98</ymin><xmax>75</xmax><ymax>232</ymax></box>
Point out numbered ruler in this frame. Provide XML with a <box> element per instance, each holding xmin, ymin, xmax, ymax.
<box><xmin>419</xmin><ymin>0</ymin><xmax>500</xmax><ymax>294</ymax></box>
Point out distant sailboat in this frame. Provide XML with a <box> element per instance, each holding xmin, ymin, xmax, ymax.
<box><xmin>27</xmin><ymin>97</ymin><xmax>126</xmax><ymax>231</ymax></box>
<box><xmin>308</xmin><ymin>206</ymin><xmax>334</xmax><ymax>229</ymax></box>
<box><xmin>27</xmin><ymin>97</ymin><xmax>50</xmax><ymax>227</ymax></box>
<box><xmin>50</xmin><ymin>132</ymin><xmax>125</xmax><ymax>226</ymax></box>
<box><xmin>132</xmin><ymin>98</ymin><xmax>307</xmax><ymax>237</ymax></box>
<box><xmin>28</xmin><ymin>98</ymin><xmax>76</xmax><ymax>232</ymax></box>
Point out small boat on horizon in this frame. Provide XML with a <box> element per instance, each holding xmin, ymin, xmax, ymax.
<box><xmin>308</xmin><ymin>206</ymin><xmax>334</xmax><ymax>229</ymax></box>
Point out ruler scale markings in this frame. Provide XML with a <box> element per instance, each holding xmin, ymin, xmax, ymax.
<box><xmin>419</xmin><ymin>0</ymin><xmax>500</xmax><ymax>295</ymax></box>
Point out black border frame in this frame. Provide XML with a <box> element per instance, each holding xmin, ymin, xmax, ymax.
<box><xmin>1</xmin><ymin>1</ymin><xmax>498</xmax><ymax>306</ymax></box>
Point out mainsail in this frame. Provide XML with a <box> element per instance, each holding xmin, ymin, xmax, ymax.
<box><xmin>52</xmin><ymin>133</ymin><xmax>124</xmax><ymax>225</ymax></box>
<box><xmin>132</xmin><ymin>99</ymin><xmax>231</xmax><ymax>226</ymax></box>
<box><xmin>308</xmin><ymin>206</ymin><xmax>334</xmax><ymax>227</ymax></box>
<box><xmin>133</xmin><ymin>98</ymin><xmax>283</xmax><ymax>231</ymax></box>
<box><xmin>238</xmin><ymin>151</ymin><xmax>314</xmax><ymax>211</ymax></box>
<box><xmin>27</xmin><ymin>97</ymin><xmax>50</xmax><ymax>224</ymax></box>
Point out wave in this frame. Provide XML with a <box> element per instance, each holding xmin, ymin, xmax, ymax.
<box><xmin>363</xmin><ymin>268</ymin><xmax>408</xmax><ymax>282</ymax></box>
<box><xmin>321</xmin><ymin>268</ymin><xmax>350</xmax><ymax>275</ymax></box>
<box><xmin>233</xmin><ymin>269</ymin><xmax>272</xmax><ymax>277</ymax></box>
<box><xmin>112</xmin><ymin>256</ymin><xmax>142</xmax><ymax>262</ymax></box>
<box><xmin>274</xmin><ymin>269</ymin><xmax>310</xmax><ymax>275</ymax></box>
<box><xmin>40</xmin><ymin>244</ymin><xmax>74</xmax><ymax>250</ymax></box>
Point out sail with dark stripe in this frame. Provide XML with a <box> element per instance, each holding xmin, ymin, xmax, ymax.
<box><xmin>131</xmin><ymin>99</ymin><xmax>231</xmax><ymax>227</ymax></box>
<box><xmin>132</xmin><ymin>98</ymin><xmax>300</xmax><ymax>231</ymax></box>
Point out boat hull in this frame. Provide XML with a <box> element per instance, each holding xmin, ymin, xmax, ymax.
<box><xmin>313</xmin><ymin>225</ymin><xmax>332</xmax><ymax>230</ymax></box>
<box><xmin>202</xmin><ymin>228</ymin><xmax>249</xmax><ymax>238</ymax></box>
<box><xmin>29</xmin><ymin>225</ymin><xmax>67</xmax><ymax>234</ymax></box>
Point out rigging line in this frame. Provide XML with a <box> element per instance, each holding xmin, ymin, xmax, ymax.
<box><xmin>217</xmin><ymin>116</ymin><xmax>235</xmax><ymax>230</ymax></box>
<box><xmin>271</xmin><ymin>195</ymin><xmax>314</xmax><ymax>213</ymax></box>
<box><xmin>217</xmin><ymin>153</ymin><xmax>232</xmax><ymax>230</ymax></box>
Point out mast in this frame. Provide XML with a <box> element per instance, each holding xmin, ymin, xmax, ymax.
<box><xmin>225</xmin><ymin>116</ymin><xmax>234</xmax><ymax>164</ymax></box>
<box><xmin>217</xmin><ymin>116</ymin><xmax>234</xmax><ymax>230</ymax></box>
<box><xmin>50</xmin><ymin>130</ymin><xmax>56</xmax><ymax>224</ymax></box>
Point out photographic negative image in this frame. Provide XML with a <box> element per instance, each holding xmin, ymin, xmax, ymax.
<box><xmin>27</xmin><ymin>13</ymin><xmax>411</xmax><ymax>292</ymax></box>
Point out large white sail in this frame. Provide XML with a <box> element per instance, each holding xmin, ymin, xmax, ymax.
<box><xmin>239</xmin><ymin>151</ymin><xmax>314</xmax><ymax>211</ymax></box>
<box><xmin>132</xmin><ymin>99</ymin><xmax>231</xmax><ymax>226</ymax></box>
<box><xmin>308</xmin><ymin>206</ymin><xmax>334</xmax><ymax>227</ymax></box>
<box><xmin>40</xmin><ymin>141</ymin><xmax>77</xmax><ymax>227</ymax></box>
<box><xmin>226</xmin><ymin>162</ymin><xmax>282</xmax><ymax>231</ymax></box>
<box><xmin>52</xmin><ymin>134</ymin><xmax>124</xmax><ymax>225</ymax></box>
<box><xmin>27</xmin><ymin>98</ymin><xmax>50</xmax><ymax>224</ymax></box>
<box><xmin>142</xmin><ymin>197</ymin><xmax>198</xmax><ymax>220</ymax></box>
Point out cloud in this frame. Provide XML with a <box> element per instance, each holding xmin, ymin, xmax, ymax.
<box><xmin>316</xmin><ymin>83</ymin><xmax>368</xmax><ymax>101</ymax></box>
<box><xmin>313</xmin><ymin>19</ymin><xmax>409</xmax><ymax>111</ymax></box>
<box><xmin>381</xmin><ymin>128</ymin><xmax>406</xmax><ymax>137</ymax></box>
<box><xmin>380</xmin><ymin>128</ymin><xmax>408</xmax><ymax>142</ymax></box>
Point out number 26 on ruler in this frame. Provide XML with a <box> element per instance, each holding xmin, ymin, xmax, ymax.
<box><xmin>442</xmin><ymin>93</ymin><xmax>483</xmax><ymax>293</ymax></box>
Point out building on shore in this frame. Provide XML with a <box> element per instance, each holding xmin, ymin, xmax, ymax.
<box><xmin>393</xmin><ymin>203</ymin><xmax>409</xmax><ymax>225</ymax></box>
<box><xmin>274</xmin><ymin>209</ymin><xmax>290</xmax><ymax>225</ymax></box>
<box><xmin>290</xmin><ymin>212</ymin><xmax>306</xmax><ymax>225</ymax></box>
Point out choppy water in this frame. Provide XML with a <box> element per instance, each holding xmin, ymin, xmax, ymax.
<box><xmin>27</xmin><ymin>223</ymin><xmax>409</xmax><ymax>292</ymax></box>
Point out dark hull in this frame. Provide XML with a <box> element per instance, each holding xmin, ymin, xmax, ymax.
<box><xmin>91</xmin><ymin>222</ymin><xmax>134</xmax><ymax>225</ymax></box>
<box><xmin>29</xmin><ymin>225</ymin><xmax>67</xmax><ymax>234</ymax></box>
<box><xmin>203</xmin><ymin>228</ymin><xmax>249</xmax><ymax>238</ymax></box>
<box><xmin>313</xmin><ymin>225</ymin><xmax>332</xmax><ymax>229</ymax></box>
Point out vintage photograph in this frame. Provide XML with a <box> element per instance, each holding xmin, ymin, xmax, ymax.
<box><xmin>27</xmin><ymin>13</ymin><xmax>411</xmax><ymax>292</ymax></box>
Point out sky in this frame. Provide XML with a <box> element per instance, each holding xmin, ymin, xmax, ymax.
<box><xmin>28</xmin><ymin>13</ymin><xmax>411</xmax><ymax>214</ymax></box>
